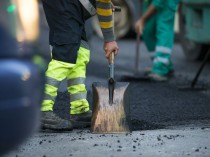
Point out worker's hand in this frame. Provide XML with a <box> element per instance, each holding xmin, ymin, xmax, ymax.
<box><xmin>104</xmin><ymin>41</ymin><xmax>119</xmax><ymax>59</ymax></box>
<box><xmin>135</xmin><ymin>18</ymin><xmax>145</xmax><ymax>35</ymax></box>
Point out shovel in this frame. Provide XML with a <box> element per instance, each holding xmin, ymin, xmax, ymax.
<box><xmin>120</xmin><ymin>33</ymin><xmax>150</xmax><ymax>81</ymax></box>
<box><xmin>120</xmin><ymin>0</ymin><xmax>150</xmax><ymax>82</ymax></box>
<box><xmin>91</xmin><ymin>6</ymin><xmax>131</xmax><ymax>133</ymax></box>
<box><xmin>91</xmin><ymin>52</ymin><xmax>131</xmax><ymax>133</ymax></box>
<box><xmin>90</xmin><ymin>5</ymin><xmax>131</xmax><ymax>134</ymax></box>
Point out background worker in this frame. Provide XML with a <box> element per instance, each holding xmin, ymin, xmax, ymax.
<box><xmin>135</xmin><ymin>0</ymin><xmax>180</xmax><ymax>81</ymax></box>
<box><xmin>41</xmin><ymin>0</ymin><xmax>119</xmax><ymax>131</ymax></box>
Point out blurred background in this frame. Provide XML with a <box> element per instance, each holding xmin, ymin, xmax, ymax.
<box><xmin>88</xmin><ymin>0</ymin><xmax>210</xmax><ymax>61</ymax></box>
<box><xmin>1</xmin><ymin>0</ymin><xmax>210</xmax><ymax>156</ymax></box>
<box><xmin>0</xmin><ymin>0</ymin><xmax>45</xmax><ymax>155</ymax></box>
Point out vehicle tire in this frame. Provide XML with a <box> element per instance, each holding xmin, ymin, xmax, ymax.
<box><xmin>179</xmin><ymin>4</ymin><xmax>206</xmax><ymax>61</ymax></box>
<box><xmin>91</xmin><ymin>0</ymin><xmax>132</xmax><ymax>39</ymax></box>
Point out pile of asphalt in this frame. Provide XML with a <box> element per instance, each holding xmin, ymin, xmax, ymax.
<box><xmin>53</xmin><ymin>76</ymin><xmax>210</xmax><ymax>131</ymax></box>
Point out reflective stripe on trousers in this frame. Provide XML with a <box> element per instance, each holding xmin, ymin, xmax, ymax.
<box><xmin>152</xmin><ymin>46</ymin><xmax>173</xmax><ymax>76</ymax></box>
<box><xmin>67</xmin><ymin>42</ymin><xmax>90</xmax><ymax>114</ymax></box>
<box><xmin>41</xmin><ymin>41</ymin><xmax>90</xmax><ymax>114</ymax></box>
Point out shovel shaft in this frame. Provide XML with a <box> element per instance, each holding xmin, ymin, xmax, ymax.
<box><xmin>109</xmin><ymin>64</ymin><xmax>114</xmax><ymax>79</ymax></box>
<box><xmin>108</xmin><ymin>53</ymin><xmax>115</xmax><ymax>78</ymax></box>
<box><xmin>108</xmin><ymin>53</ymin><xmax>115</xmax><ymax>104</ymax></box>
<box><xmin>108</xmin><ymin>79</ymin><xmax>115</xmax><ymax>104</ymax></box>
<box><xmin>108</xmin><ymin>51</ymin><xmax>115</xmax><ymax>79</ymax></box>
<box><xmin>108</xmin><ymin>52</ymin><xmax>115</xmax><ymax>64</ymax></box>
<box><xmin>107</xmin><ymin>8</ymin><xmax>116</xmax><ymax>104</ymax></box>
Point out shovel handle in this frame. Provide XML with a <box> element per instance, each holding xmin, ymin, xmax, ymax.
<box><xmin>111</xmin><ymin>3</ymin><xmax>121</xmax><ymax>12</ymax></box>
<box><xmin>109</xmin><ymin>52</ymin><xmax>115</xmax><ymax>64</ymax></box>
<box><xmin>113</xmin><ymin>6</ymin><xmax>121</xmax><ymax>12</ymax></box>
<box><xmin>108</xmin><ymin>4</ymin><xmax>119</xmax><ymax>65</ymax></box>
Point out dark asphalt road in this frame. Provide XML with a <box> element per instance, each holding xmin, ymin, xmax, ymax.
<box><xmin>52</xmin><ymin>36</ymin><xmax>210</xmax><ymax>131</ymax></box>
<box><xmin>36</xmin><ymin>1</ymin><xmax>210</xmax><ymax>131</ymax></box>
<box><xmin>4</xmin><ymin>6</ymin><xmax>210</xmax><ymax>157</ymax></box>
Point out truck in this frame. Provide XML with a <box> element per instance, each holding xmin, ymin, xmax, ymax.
<box><xmin>179</xmin><ymin>0</ymin><xmax>210</xmax><ymax>60</ymax></box>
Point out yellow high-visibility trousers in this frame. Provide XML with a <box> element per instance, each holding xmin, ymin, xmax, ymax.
<box><xmin>41</xmin><ymin>42</ymin><xmax>90</xmax><ymax>114</ymax></box>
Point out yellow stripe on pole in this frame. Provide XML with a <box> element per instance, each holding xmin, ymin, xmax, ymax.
<box><xmin>96</xmin><ymin>0</ymin><xmax>111</xmax><ymax>3</ymax></box>
<box><xmin>99</xmin><ymin>22</ymin><xmax>113</xmax><ymax>29</ymax></box>
<box><xmin>97</xmin><ymin>8</ymin><xmax>112</xmax><ymax>16</ymax></box>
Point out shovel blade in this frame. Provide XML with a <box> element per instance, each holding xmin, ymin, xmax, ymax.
<box><xmin>91</xmin><ymin>82</ymin><xmax>131</xmax><ymax>134</ymax></box>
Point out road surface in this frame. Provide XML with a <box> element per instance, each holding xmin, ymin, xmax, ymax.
<box><xmin>4</xmin><ymin>34</ymin><xmax>210</xmax><ymax>157</ymax></box>
<box><xmin>4</xmin><ymin>7</ymin><xmax>210</xmax><ymax>156</ymax></box>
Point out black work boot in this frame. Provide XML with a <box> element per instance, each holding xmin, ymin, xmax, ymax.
<box><xmin>70</xmin><ymin>110</ymin><xmax>92</xmax><ymax>129</ymax></box>
<box><xmin>41</xmin><ymin>111</ymin><xmax>73</xmax><ymax>131</ymax></box>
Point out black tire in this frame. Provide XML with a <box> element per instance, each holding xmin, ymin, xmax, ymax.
<box><xmin>178</xmin><ymin>4</ymin><xmax>206</xmax><ymax>61</ymax></box>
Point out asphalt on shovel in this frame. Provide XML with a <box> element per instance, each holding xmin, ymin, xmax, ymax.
<box><xmin>91</xmin><ymin>7</ymin><xmax>131</xmax><ymax>134</ymax></box>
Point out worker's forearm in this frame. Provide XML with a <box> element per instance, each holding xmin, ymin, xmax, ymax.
<box><xmin>96</xmin><ymin>0</ymin><xmax>115</xmax><ymax>42</ymax></box>
<box><xmin>141</xmin><ymin>4</ymin><xmax>157</xmax><ymax>21</ymax></box>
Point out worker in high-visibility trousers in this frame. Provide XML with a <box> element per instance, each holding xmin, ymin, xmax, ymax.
<box><xmin>41</xmin><ymin>0</ymin><xmax>119</xmax><ymax>131</ymax></box>
<box><xmin>135</xmin><ymin>0</ymin><xmax>180</xmax><ymax>81</ymax></box>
